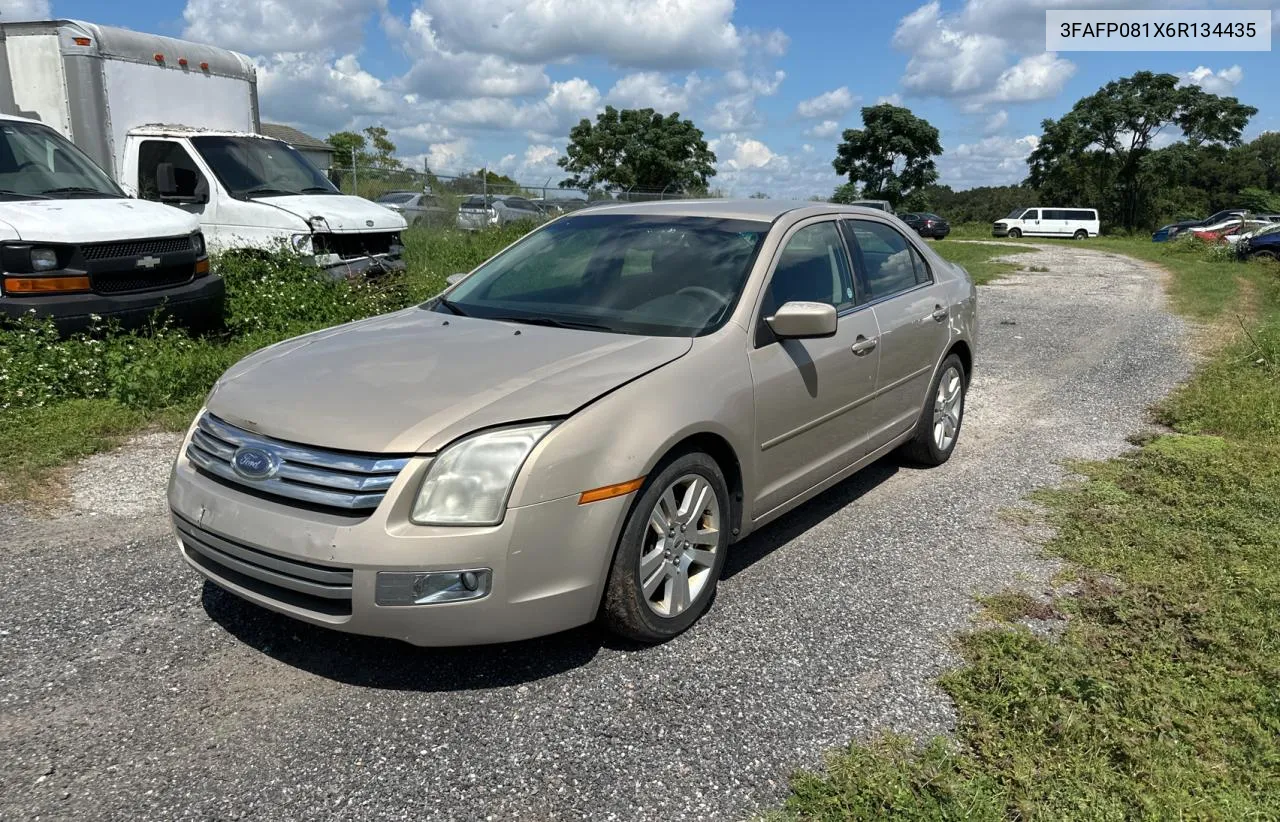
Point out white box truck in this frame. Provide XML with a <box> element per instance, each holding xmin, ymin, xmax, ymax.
<box><xmin>0</xmin><ymin>19</ymin><xmax>407</xmax><ymax>278</ymax></box>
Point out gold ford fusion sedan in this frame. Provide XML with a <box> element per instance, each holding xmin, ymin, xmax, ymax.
<box><xmin>168</xmin><ymin>200</ymin><xmax>977</xmax><ymax>646</ymax></box>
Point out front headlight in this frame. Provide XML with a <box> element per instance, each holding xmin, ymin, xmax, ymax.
<box><xmin>191</xmin><ymin>232</ymin><xmax>206</xmax><ymax>257</ymax></box>
<box><xmin>290</xmin><ymin>233</ymin><xmax>313</xmax><ymax>254</ymax></box>
<box><xmin>31</xmin><ymin>248</ymin><xmax>58</xmax><ymax>271</ymax></box>
<box><xmin>411</xmin><ymin>422</ymin><xmax>555</xmax><ymax>526</ymax></box>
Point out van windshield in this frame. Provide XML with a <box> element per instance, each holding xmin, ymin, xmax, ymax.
<box><xmin>0</xmin><ymin>121</ymin><xmax>124</xmax><ymax>199</ymax></box>
<box><xmin>191</xmin><ymin>136</ymin><xmax>339</xmax><ymax>199</ymax></box>
<box><xmin>1004</xmin><ymin>208</ymin><xmax>1028</xmax><ymax>219</ymax></box>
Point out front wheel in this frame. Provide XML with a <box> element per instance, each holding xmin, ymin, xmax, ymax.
<box><xmin>900</xmin><ymin>354</ymin><xmax>967</xmax><ymax>467</ymax></box>
<box><xmin>1251</xmin><ymin>249</ymin><xmax>1278</xmax><ymax>262</ymax></box>
<box><xmin>601</xmin><ymin>453</ymin><xmax>730</xmax><ymax>643</ymax></box>
<box><xmin>1008</xmin><ymin>228</ymin><xmax>1022</xmax><ymax>239</ymax></box>
<box><xmin>1073</xmin><ymin>229</ymin><xmax>1088</xmax><ymax>240</ymax></box>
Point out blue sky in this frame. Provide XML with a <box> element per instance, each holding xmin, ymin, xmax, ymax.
<box><xmin>5</xmin><ymin>0</ymin><xmax>1278</xmax><ymax>197</ymax></box>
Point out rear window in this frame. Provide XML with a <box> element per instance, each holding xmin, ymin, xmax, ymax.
<box><xmin>462</xmin><ymin>196</ymin><xmax>490</xmax><ymax>209</ymax></box>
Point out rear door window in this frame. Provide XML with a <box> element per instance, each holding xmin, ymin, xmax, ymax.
<box><xmin>843</xmin><ymin>220</ymin><xmax>925</xmax><ymax>301</ymax></box>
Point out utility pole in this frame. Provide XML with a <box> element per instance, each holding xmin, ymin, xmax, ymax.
<box><xmin>351</xmin><ymin>147</ymin><xmax>358</xmax><ymax>195</ymax></box>
<box><xmin>482</xmin><ymin>164</ymin><xmax>488</xmax><ymax>201</ymax></box>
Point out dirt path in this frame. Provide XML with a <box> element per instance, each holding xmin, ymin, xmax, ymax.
<box><xmin>0</xmin><ymin>245</ymin><xmax>1193</xmax><ymax>821</ymax></box>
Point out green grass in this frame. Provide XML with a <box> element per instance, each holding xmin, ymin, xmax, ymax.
<box><xmin>928</xmin><ymin>239</ymin><xmax>1035</xmax><ymax>285</ymax></box>
<box><xmin>0</xmin><ymin>224</ymin><xmax>528</xmax><ymax>499</ymax></box>
<box><xmin>774</xmin><ymin>239</ymin><xmax>1280</xmax><ymax>819</ymax></box>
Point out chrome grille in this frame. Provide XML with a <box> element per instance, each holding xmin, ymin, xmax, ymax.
<box><xmin>186</xmin><ymin>413</ymin><xmax>412</xmax><ymax>512</ymax></box>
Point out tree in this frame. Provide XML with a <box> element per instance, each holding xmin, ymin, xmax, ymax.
<box><xmin>558</xmin><ymin>107</ymin><xmax>716</xmax><ymax>193</ymax></box>
<box><xmin>832</xmin><ymin>104</ymin><xmax>941</xmax><ymax>208</ymax></box>
<box><xmin>326</xmin><ymin>131</ymin><xmax>369</xmax><ymax>168</ymax></box>
<box><xmin>1027</xmin><ymin>72</ymin><xmax>1256</xmax><ymax>229</ymax></box>
<box><xmin>363</xmin><ymin>126</ymin><xmax>401</xmax><ymax>169</ymax></box>
<box><xmin>830</xmin><ymin>182</ymin><xmax>859</xmax><ymax>204</ymax></box>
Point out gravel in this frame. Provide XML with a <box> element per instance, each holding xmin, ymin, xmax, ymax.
<box><xmin>0</xmin><ymin>243</ymin><xmax>1193</xmax><ymax>821</ymax></box>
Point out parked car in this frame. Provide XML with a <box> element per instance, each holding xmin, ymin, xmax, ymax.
<box><xmin>1190</xmin><ymin>216</ymin><xmax>1270</xmax><ymax>244</ymax></box>
<box><xmin>1157</xmin><ymin>209</ymin><xmax>1248</xmax><ymax>242</ymax></box>
<box><xmin>993</xmin><ymin>207</ymin><xmax>1098</xmax><ymax>239</ymax></box>
<box><xmin>456</xmin><ymin>194</ymin><xmax>545</xmax><ymax>230</ymax></box>
<box><xmin>1237</xmin><ymin>223</ymin><xmax>1280</xmax><ymax>260</ymax></box>
<box><xmin>0</xmin><ymin>113</ymin><xmax>222</xmax><ymax>335</ymax></box>
<box><xmin>168</xmin><ymin>200</ymin><xmax>977</xmax><ymax>646</ymax></box>
<box><xmin>899</xmin><ymin>212</ymin><xmax>951</xmax><ymax>239</ymax></box>
<box><xmin>375</xmin><ymin>190</ymin><xmax>450</xmax><ymax>227</ymax></box>
<box><xmin>848</xmin><ymin>199</ymin><xmax>892</xmax><ymax>212</ymax></box>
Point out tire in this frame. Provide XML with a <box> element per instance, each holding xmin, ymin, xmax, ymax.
<box><xmin>1073</xmin><ymin>229</ymin><xmax>1088</xmax><ymax>240</ymax></box>
<box><xmin>899</xmin><ymin>354</ymin><xmax>967</xmax><ymax>467</ymax></box>
<box><xmin>1008</xmin><ymin>228</ymin><xmax>1022</xmax><ymax>239</ymax></box>
<box><xmin>1251</xmin><ymin>249</ymin><xmax>1278</xmax><ymax>261</ymax></box>
<box><xmin>601</xmin><ymin>452</ymin><xmax>731</xmax><ymax>643</ymax></box>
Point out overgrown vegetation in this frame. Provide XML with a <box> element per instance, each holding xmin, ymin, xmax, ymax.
<box><xmin>774</xmin><ymin>239</ymin><xmax>1280</xmax><ymax>820</ymax></box>
<box><xmin>0</xmin><ymin>224</ymin><xmax>529</xmax><ymax>496</ymax></box>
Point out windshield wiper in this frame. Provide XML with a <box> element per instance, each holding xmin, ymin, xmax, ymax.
<box><xmin>436</xmin><ymin>297</ymin><xmax>468</xmax><ymax>316</ymax></box>
<box><xmin>299</xmin><ymin>186</ymin><xmax>338</xmax><ymax>194</ymax></box>
<box><xmin>0</xmin><ymin>189</ymin><xmax>50</xmax><ymax>199</ymax></box>
<box><xmin>41</xmin><ymin>186</ymin><xmax>120</xmax><ymax>197</ymax></box>
<box><xmin>239</xmin><ymin>187</ymin><xmax>296</xmax><ymax>198</ymax></box>
<box><xmin>485</xmin><ymin>314</ymin><xmax>617</xmax><ymax>332</ymax></box>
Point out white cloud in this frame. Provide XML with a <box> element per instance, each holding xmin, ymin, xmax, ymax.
<box><xmin>890</xmin><ymin>0</ymin><xmax>1076</xmax><ymax>109</ymax></box>
<box><xmin>724</xmin><ymin>69</ymin><xmax>785</xmax><ymax>96</ymax></box>
<box><xmin>805</xmin><ymin>120</ymin><xmax>840</xmax><ymax>139</ymax></box>
<box><xmin>608</xmin><ymin>72</ymin><xmax>700</xmax><ymax>112</ymax></box>
<box><xmin>419</xmin><ymin>0</ymin><xmax>783</xmax><ymax>69</ymax></box>
<box><xmin>802</xmin><ymin>144</ymin><xmax>814</xmax><ymax>153</ymax></box>
<box><xmin>184</xmin><ymin>0</ymin><xmax>384</xmax><ymax>54</ymax></box>
<box><xmin>255</xmin><ymin>52</ymin><xmax>402</xmax><ymax>135</ymax></box>
<box><xmin>876</xmin><ymin>94</ymin><xmax>903</xmax><ymax>106</ymax></box>
<box><xmin>425</xmin><ymin>139</ymin><xmax>474</xmax><ymax>174</ymax></box>
<box><xmin>709</xmin><ymin>133</ymin><xmax>843</xmax><ymax>199</ymax></box>
<box><xmin>1178</xmin><ymin>65</ymin><xmax>1244</xmax><ymax>96</ymax></box>
<box><xmin>940</xmin><ymin>133</ymin><xmax>1039</xmax><ymax>188</ymax></box>
<box><xmin>394</xmin><ymin>9</ymin><xmax>549</xmax><ymax>99</ymax></box>
<box><xmin>706</xmin><ymin>94</ymin><xmax>764</xmax><ymax>132</ymax></box>
<box><xmin>983</xmin><ymin>109</ymin><xmax>1008</xmax><ymax>135</ymax></box>
<box><xmin>0</xmin><ymin>0</ymin><xmax>50</xmax><ymax>21</ymax></box>
<box><xmin>796</xmin><ymin>86</ymin><xmax>857</xmax><ymax>120</ymax></box>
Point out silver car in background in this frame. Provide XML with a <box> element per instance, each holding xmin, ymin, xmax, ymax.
<box><xmin>168</xmin><ymin>200</ymin><xmax>977</xmax><ymax>646</ymax></box>
<box><xmin>374</xmin><ymin>190</ymin><xmax>451</xmax><ymax>228</ymax></box>
<box><xmin>456</xmin><ymin>194</ymin><xmax>546</xmax><ymax>230</ymax></box>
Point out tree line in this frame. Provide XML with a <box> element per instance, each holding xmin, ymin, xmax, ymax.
<box><xmin>318</xmin><ymin>69</ymin><xmax>1268</xmax><ymax>229</ymax></box>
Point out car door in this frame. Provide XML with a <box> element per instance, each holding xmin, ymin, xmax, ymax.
<box><xmin>747</xmin><ymin>219</ymin><xmax>881</xmax><ymax>518</ymax></box>
<box><xmin>842</xmin><ymin>218</ymin><xmax>951</xmax><ymax>447</ymax></box>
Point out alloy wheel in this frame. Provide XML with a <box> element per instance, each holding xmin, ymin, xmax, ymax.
<box><xmin>638</xmin><ymin>474</ymin><xmax>721</xmax><ymax>618</ymax></box>
<box><xmin>932</xmin><ymin>366</ymin><xmax>964</xmax><ymax>452</ymax></box>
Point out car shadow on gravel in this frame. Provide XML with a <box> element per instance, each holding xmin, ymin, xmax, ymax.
<box><xmin>203</xmin><ymin>456</ymin><xmax>903</xmax><ymax>691</ymax></box>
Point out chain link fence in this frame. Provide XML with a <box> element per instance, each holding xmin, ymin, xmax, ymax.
<box><xmin>321</xmin><ymin>162</ymin><xmax>700</xmax><ymax>228</ymax></box>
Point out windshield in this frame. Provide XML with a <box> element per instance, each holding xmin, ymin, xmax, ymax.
<box><xmin>0</xmin><ymin>120</ymin><xmax>123</xmax><ymax>199</ymax></box>
<box><xmin>377</xmin><ymin>192</ymin><xmax>415</xmax><ymax>204</ymax></box>
<box><xmin>435</xmin><ymin>214</ymin><xmax>770</xmax><ymax>337</ymax></box>
<box><xmin>1003</xmin><ymin>208</ymin><xmax>1028</xmax><ymax>219</ymax></box>
<box><xmin>191</xmin><ymin>136</ymin><xmax>338</xmax><ymax>198</ymax></box>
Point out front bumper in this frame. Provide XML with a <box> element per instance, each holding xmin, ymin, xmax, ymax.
<box><xmin>167</xmin><ymin>434</ymin><xmax>632</xmax><ymax>646</ymax></box>
<box><xmin>991</xmin><ymin>225</ymin><xmax>1010</xmax><ymax>237</ymax></box>
<box><xmin>0</xmin><ymin>274</ymin><xmax>224</xmax><ymax>335</ymax></box>
<box><xmin>316</xmin><ymin>254</ymin><xmax>406</xmax><ymax>281</ymax></box>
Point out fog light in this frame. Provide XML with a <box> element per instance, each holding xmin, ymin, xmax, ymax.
<box><xmin>375</xmin><ymin>569</ymin><xmax>492</xmax><ymax>606</ymax></box>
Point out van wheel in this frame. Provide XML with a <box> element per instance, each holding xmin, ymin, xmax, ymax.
<box><xmin>1008</xmin><ymin>228</ymin><xmax>1022</xmax><ymax>239</ymax></box>
<box><xmin>1073</xmin><ymin>229</ymin><xmax>1088</xmax><ymax>240</ymax></box>
<box><xmin>900</xmin><ymin>354</ymin><xmax>966</xmax><ymax>467</ymax></box>
<box><xmin>601</xmin><ymin>452</ymin><xmax>730</xmax><ymax>643</ymax></box>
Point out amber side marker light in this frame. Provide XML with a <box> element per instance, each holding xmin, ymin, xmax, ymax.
<box><xmin>578</xmin><ymin>477</ymin><xmax>645</xmax><ymax>505</ymax></box>
<box><xmin>72</xmin><ymin>37</ymin><xmax>92</xmax><ymax>46</ymax></box>
<box><xmin>5</xmin><ymin>276</ymin><xmax>90</xmax><ymax>294</ymax></box>
<box><xmin>194</xmin><ymin>258</ymin><xmax>210</xmax><ymax>275</ymax></box>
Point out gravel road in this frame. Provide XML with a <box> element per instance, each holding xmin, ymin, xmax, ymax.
<box><xmin>0</xmin><ymin>243</ymin><xmax>1192</xmax><ymax>821</ymax></box>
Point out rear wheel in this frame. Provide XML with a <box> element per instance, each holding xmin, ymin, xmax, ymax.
<box><xmin>1073</xmin><ymin>229</ymin><xmax>1088</xmax><ymax>240</ymax></box>
<box><xmin>1008</xmin><ymin>228</ymin><xmax>1022</xmax><ymax>239</ymax></box>
<box><xmin>900</xmin><ymin>354</ymin><xmax>966</xmax><ymax>467</ymax></box>
<box><xmin>601</xmin><ymin>453</ymin><xmax>730</xmax><ymax>643</ymax></box>
<box><xmin>1252</xmin><ymin>249</ymin><xmax>1278</xmax><ymax>261</ymax></box>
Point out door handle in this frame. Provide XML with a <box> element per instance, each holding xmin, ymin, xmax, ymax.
<box><xmin>931</xmin><ymin>305</ymin><xmax>948</xmax><ymax>322</ymax></box>
<box><xmin>851</xmin><ymin>336</ymin><xmax>878</xmax><ymax>356</ymax></box>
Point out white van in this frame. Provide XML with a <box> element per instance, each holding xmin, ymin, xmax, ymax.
<box><xmin>993</xmin><ymin>207</ymin><xmax>1099</xmax><ymax>239</ymax></box>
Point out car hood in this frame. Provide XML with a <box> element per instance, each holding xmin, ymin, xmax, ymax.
<box><xmin>206</xmin><ymin>308</ymin><xmax>693</xmax><ymax>454</ymax></box>
<box><xmin>255</xmin><ymin>194</ymin><xmax>408</xmax><ymax>232</ymax></box>
<box><xmin>0</xmin><ymin>198</ymin><xmax>198</xmax><ymax>242</ymax></box>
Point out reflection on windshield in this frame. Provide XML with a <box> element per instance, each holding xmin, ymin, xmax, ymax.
<box><xmin>435</xmin><ymin>214</ymin><xmax>769</xmax><ymax>338</ymax></box>
<box><xmin>191</xmin><ymin>136</ymin><xmax>339</xmax><ymax>199</ymax></box>
<box><xmin>1004</xmin><ymin>208</ymin><xmax>1027</xmax><ymax>219</ymax></box>
<box><xmin>0</xmin><ymin>122</ymin><xmax>123</xmax><ymax>200</ymax></box>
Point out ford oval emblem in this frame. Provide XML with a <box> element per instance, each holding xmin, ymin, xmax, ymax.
<box><xmin>231</xmin><ymin>446</ymin><xmax>279</xmax><ymax>480</ymax></box>
<box><xmin>365</xmin><ymin>220</ymin><xmax>374</xmax><ymax>227</ymax></box>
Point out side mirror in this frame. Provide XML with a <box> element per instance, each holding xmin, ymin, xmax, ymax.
<box><xmin>446</xmin><ymin>273</ymin><xmax>467</xmax><ymax>286</ymax></box>
<box><xmin>766</xmin><ymin>301</ymin><xmax>838</xmax><ymax>339</ymax></box>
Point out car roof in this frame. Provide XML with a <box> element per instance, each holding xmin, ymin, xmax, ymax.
<box><xmin>556</xmin><ymin>198</ymin><xmax>897</xmax><ymax>222</ymax></box>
